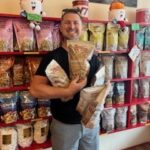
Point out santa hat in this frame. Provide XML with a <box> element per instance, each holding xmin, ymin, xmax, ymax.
<box><xmin>109</xmin><ymin>0</ymin><xmax>125</xmax><ymax>10</ymax></box>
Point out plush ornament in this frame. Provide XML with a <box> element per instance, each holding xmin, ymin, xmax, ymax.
<box><xmin>108</xmin><ymin>0</ymin><xmax>128</xmax><ymax>30</ymax></box>
<box><xmin>20</xmin><ymin>0</ymin><xmax>46</xmax><ymax>31</ymax></box>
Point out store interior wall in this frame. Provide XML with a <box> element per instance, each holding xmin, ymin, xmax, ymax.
<box><xmin>0</xmin><ymin>0</ymin><xmax>150</xmax><ymax>22</ymax></box>
<box><xmin>0</xmin><ymin>0</ymin><xmax>150</xmax><ymax>149</ymax></box>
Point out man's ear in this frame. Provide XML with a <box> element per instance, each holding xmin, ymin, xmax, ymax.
<box><xmin>59</xmin><ymin>25</ymin><xmax>62</xmax><ymax>33</ymax></box>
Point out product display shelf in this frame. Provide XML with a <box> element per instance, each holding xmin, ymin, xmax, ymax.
<box><xmin>0</xmin><ymin>51</ymin><xmax>48</xmax><ymax>55</ymax></box>
<box><xmin>0</xmin><ymin>84</ymin><xmax>29</xmax><ymax>92</ymax></box>
<box><xmin>105</xmin><ymin>103</ymin><xmax>130</xmax><ymax>109</ymax></box>
<box><xmin>0</xmin><ymin>116</ymin><xmax>52</xmax><ymax>150</ymax></box>
<box><xmin>96</xmin><ymin>50</ymin><xmax>129</xmax><ymax>54</ymax></box>
<box><xmin>101</xmin><ymin>119</ymin><xmax>150</xmax><ymax>136</ymax></box>
<box><xmin>19</xmin><ymin>140</ymin><xmax>52</xmax><ymax>150</ymax></box>
<box><xmin>127</xmin><ymin>25</ymin><xmax>150</xmax><ymax>131</ymax></box>
<box><xmin>0</xmin><ymin>13</ymin><xmax>58</xmax><ymax>150</ymax></box>
<box><xmin>0</xmin><ymin>116</ymin><xmax>52</xmax><ymax>127</ymax></box>
<box><xmin>99</xmin><ymin>20</ymin><xmax>150</xmax><ymax>134</ymax></box>
<box><xmin>0</xmin><ymin>13</ymin><xmax>149</xmax><ymax>148</ymax></box>
<box><xmin>0</xmin><ymin>13</ymin><xmax>61</xmax><ymax>21</ymax></box>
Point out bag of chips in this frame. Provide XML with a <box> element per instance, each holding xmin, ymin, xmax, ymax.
<box><xmin>45</xmin><ymin>59</ymin><xmax>69</xmax><ymax>87</ymax></box>
<box><xmin>67</xmin><ymin>40</ymin><xmax>95</xmax><ymax>80</ymax></box>
<box><xmin>77</xmin><ymin>82</ymin><xmax>111</xmax><ymax>128</ymax></box>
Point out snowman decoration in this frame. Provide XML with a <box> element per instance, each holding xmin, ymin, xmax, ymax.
<box><xmin>20</xmin><ymin>0</ymin><xmax>46</xmax><ymax>31</ymax></box>
<box><xmin>109</xmin><ymin>0</ymin><xmax>128</xmax><ymax>30</ymax></box>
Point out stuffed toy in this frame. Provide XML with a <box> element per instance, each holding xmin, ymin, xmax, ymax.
<box><xmin>108</xmin><ymin>0</ymin><xmax>128</xmax><ymax>30</ymax></box>
<box><xmin>20</xmin><ymin>0</ymin><xmax>46</xmax><ymax>31</ymax></box>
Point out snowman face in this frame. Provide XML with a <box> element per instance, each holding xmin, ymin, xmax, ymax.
<box><xmin>109</xmin><ymin>9</ymin><xmax>126</xmax><ymax>21</ymax></box>
<box><xmin>21</xmin><ymin>0</ymin><xmax>42</xmax><ymax>15</ymax></box>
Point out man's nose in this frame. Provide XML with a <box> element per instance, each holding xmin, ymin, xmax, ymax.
<box><xmin>69</xmin><ymin>22</ymin><xmax>75</xmax><ymax>28</ymax></box>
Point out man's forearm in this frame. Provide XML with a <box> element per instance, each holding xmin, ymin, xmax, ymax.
<box><xmin>29</xmin><ymin>83</ymin><xmax>71</xmax><ymax>99</ymax></box>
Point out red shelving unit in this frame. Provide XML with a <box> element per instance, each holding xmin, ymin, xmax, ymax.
<box><xmin>0</xmin><ymin>13</ymin><xmax>150</xmax><ymax>148</ymax></box>
<box><xmin>0</xmin><ymin>51</ymin><xmax>48</xmax><ymax>55</ymax></box>
<box><xmin>19</xmin><ymin>140</ymin><xmax>52</xmax><ymax>150</ymax></box>
<box><xmin>0</xmin><ymin>85</ymin><xmax>29</xmax><ymax>92</ymax></box>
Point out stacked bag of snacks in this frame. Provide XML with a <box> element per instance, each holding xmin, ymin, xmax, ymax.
<box><xmin>0</xmin><ymin>119</ymin><xmax>50</xmax><ymax>149</ymax></box>
<box><xmin>0</xmin><ymin>91</ymin><xmax>51</xmax><ymax>125</ymax></box>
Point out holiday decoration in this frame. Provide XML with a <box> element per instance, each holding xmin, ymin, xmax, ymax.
<box><xmin>72</xmin><ymin>0</ymin><xmax>89</xmax><ymax>19</ymax></box>
<box><xmin>20</xmin><ymin>0</ymin><xmax>46</xmax><ymax>31</ymax></box>
<box><xmin>108</xmin><ymin>0</ymin><xmax>128</xmax><ymax>30</ymax></box>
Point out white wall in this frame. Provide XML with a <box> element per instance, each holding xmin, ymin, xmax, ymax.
<box><xmin>0</xmin><ymin>0</ymin><xmax>150</xmax><ymax>149</ymax></box>
<box><xmin>100</xmin><ymin>126</ymin><xmax>150</xmax><ymax>150</ymax></box>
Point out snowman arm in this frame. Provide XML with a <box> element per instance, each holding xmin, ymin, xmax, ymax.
<box><xmin>112</xmin><ymin>18</ymin><xmax>117</xmax><ymax>24</ymax></box>
<box><xmin>41</xmin><ymin>11</ymin><xmax>46</xmax><ymax>17</ymax></box>
<box><xmin>20</xmin><ymin>10</ymin><xmax>27</xmax><ymax>17</ymax></box>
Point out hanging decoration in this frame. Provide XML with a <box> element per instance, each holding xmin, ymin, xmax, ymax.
<box><xmin>20</xmin><ymin>0</ymin><xmax>46</xmax><ymax>31</ymax></box>
<box><xmin>108</xmin><ymin>0</ymin><xmax>128</xmax><ymax>30</ymax></box>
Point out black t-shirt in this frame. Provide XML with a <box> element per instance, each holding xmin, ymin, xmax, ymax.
<box><xmin>36</xmin><ymin>47</ymin><xmax>100</xmax><ymax>124</ymax></box>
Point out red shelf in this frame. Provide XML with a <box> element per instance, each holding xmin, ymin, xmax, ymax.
<box><xmin>0</xmin><ymin>13</ymin><xmax>60</xmax><ymax>21</ymax></box>
<box><xmin>0</xmin><ymin>13</ymin><xmax>150</xmax><ymax>149</ymax></box>
<box><xmin>19</xmin><ymin>140</ymin><xmax>52</xmax><ymax>150</ymax></box>
<box><xmin>105</xmin><ymin>103</ymin><xmax>130</xmax><ymax>109</ymax></box>
<box><xmin>131</xmin><ymin>76</ymin><xmax>150</xmax><ymax>80</ymax></box>
<box><xmin>111</xmin><ymin>78</ymin><xmax>131</xmax><ymax>82</ymax></box>
<box><xmin>142</xmin><ymin>50</ymin><xmax>150</xmax><ymax>52</ymax></box>
<box><xmin>0</xmin><ymin>51</ymin><xmax>48</xmax><ymax>55</ymax></box>
<box><xmin>129</xmin><ymin>121</ymin><xmax>150</xmax><ymax>128</ymax></box>
<box><xmin>131</xmin><ymin>98</ymin><xmax>150</xmax><ymax>105</ymax></box>
<box><xmin>0</xmin><ymin>116</ymin><xmax>52</xmax><ymax>127</ymax></box>
<box><xmin>138</xmin><ymin>22</ymin><xmax>150</xmax><ymax>26</ymax></box>
<box><xmin>96</xmin><ymin>50</ymin><xmax>129</xmax><ymax>54</ymax></box>
<box><xmin>101</xmin><ymin>121</ymin><xmax>150</xmax><ymax>135</ymax></box>
<box><xmin>0</xmin><ymin>85</ymin><xmax>29</xmax><ymax>92</ymax></box>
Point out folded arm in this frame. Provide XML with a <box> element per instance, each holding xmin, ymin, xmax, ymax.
<box><xmin>29</xmin><ymin>75</ymin><xmax>87</xmax><ymax>100</ymax></box>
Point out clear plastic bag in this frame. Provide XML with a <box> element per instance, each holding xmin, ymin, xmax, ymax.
<box><xmin>0</xmin><ymin>92</ymin><xmax>18</xmax><ymax>124</ymax></box>
<box><xmin>16</xmin><ymin>123</ymin><xmax>33</xmax><ymax>148</ymax></box>
<box><xmin>35</xmin><ymin>21</ymin><xmax>54</xmax><ymax>51</ymax></box>
<box><xmin>13</xmin><ymin>19</ymin><xmax>35</xmax><ymax>51</ymax></box>
<box><xmin>19</xmin><ymin>91</ymin><xmax>36</xmax><ymax>120</ymax></box>
<box><xmin>0</xmin><ymin>18</ymin><xmax>13</xmax><ymax>52</ymax></box>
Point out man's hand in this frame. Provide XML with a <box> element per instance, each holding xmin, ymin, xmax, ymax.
<box><xmin>61</xmin><ymin>76</ymin><xmax>87</xmax><ymax>102</ymax></box>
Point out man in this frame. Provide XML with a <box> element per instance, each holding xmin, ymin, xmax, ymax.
<box><xmin>30</xmin><ymin>8</ymin><xmax>100</xmax><ymax>150</ymax></box>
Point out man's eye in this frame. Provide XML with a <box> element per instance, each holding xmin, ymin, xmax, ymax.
<box><xmin>63</xmin><ymin>21</ymin><xmax>80</xmax><ymax>25</ymax></box>
<box><xmin>64</xmin><ymin>21</ymin><xmax>70</xmax><ymax>25</ymax></box>
<box><xmin>74</xmin><ymin>21</ymin><xmax>79</xmax><ymax>25</ymax></box>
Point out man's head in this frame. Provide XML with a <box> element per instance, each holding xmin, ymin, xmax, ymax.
<box><xmin>60</xmin><ymin>8</ymin><xmax>83</xmax><ymax>41</ymax></box>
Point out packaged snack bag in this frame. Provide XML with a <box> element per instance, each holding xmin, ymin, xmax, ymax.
<box><xmin>45</xmin><ymin>59</ymin><xmax>69</xmax><ymax>87</ymax></box>
<box><xmin>35</xmin><ymin>21</ymin><xmax>54</xmax><ymax>51</ymax></box>
<box><xmin>0</xmin><ymin>18</ymin><xmax>13</xmax><ymax>52</ymax></box>
<box><xmin>89</xmin><ymin>23</ymin><xmax>105</xmax><ymax>50</ymax></box>
<box><xmin>13</xmin><ymin>19</ymin><xmax>35</xmax><ymax>51</ymax></box>
<box><xmin>77</xmin><ymin>82</ymin><xmax>111</xmax><ymax>128</ymax></box>
<box><xmin>16</xmin><ymin>123</ymin><xmax>33</xmax><ymax>148</ymax></box>
<box><xmin>106</xmin><ymin>22</ymin><xmax>119</xmax><ymax>51</ymax></box>
<box><xmin>67</xmin><ymin>40</ymin><xmax>95</xmax><ymax>79</ymax></box>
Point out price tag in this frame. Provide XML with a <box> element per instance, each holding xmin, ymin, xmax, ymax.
<box><xmin>128</xmin><ymin>45</ymin><xmax>140</xmax><ymax>62</ymax></box>
<box><xmin>24</xmin><ymin>52</ymin><xmax>39</xmax><ymax>55</ymax></box>
<box><xmin>27</xmin><ymin>13</ymin><xmax>42</xmax><ymax>22</ymax></box>
<box><xmin>131</xmin><ymin>23</ymin><xmax>140</xmax><ymax>31</ymax></box>
<box><xmin>94</xmin><ymin>66</ymin><xmax>105</xmax><ymax>86</ymax></box>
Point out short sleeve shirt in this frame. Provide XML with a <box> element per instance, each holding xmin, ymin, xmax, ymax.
<box><xmin>36</xmin><ymin>47</ymin><xmax>100</xmax><ymax>124</ymax></box>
